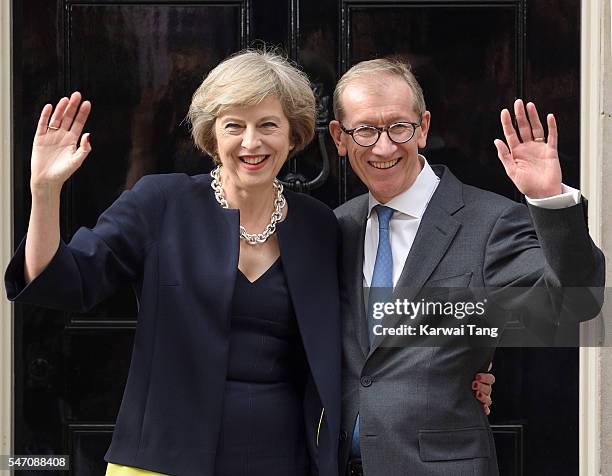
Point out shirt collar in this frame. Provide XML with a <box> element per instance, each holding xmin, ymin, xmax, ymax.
<box><xmin>367</xmin><ymin>155</ymin><xmax>440</xmax><ymax>219</ymax></box>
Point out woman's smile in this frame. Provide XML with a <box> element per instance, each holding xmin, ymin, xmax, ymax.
<box><xmin>239</xmin><ymin>154</ymin><xmax>270</xmax><ymax>169</ymax></box>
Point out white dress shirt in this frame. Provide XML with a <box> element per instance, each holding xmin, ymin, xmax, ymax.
<box><xmin>363</xmin><ymin>156</ymin><xmax>581</xmax><ymax>287</ymax></box>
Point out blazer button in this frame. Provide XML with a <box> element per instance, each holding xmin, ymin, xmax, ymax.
<box><xmin>360</xmin><ymin>376</ymin><xmax>373</xmax><ymax>387</ymax></box>
<box><xmin>340</xmin><ymin>431</ymin><xmax>348</xmax><ymax>441</ymax></box>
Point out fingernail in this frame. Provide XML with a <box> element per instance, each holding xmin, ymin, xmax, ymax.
<box><xmin>476</xmin><ymin>374</ymin><xmax>482</xmax><ymax>381</ymax></box>
<box><xmin>477</xmin><ymin>392</ymin><xmax>482</xmax><ymax>398</ymax></box>
<box><xmin>472</xmin><ymin>382</ymin><xmax>478</xmax><ymax>390</ymax></box>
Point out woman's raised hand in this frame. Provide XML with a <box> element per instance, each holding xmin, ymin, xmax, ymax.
<box><xmin>31</xmin><ymin>91</ymin><xmax>92</xmax><ymax>191</ymax></box>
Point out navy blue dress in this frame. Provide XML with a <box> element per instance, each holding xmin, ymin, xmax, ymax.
<box><xmin>214</xmin><ymin>258</ymin><xmax>309</xmax><ymax>476</ymax></box>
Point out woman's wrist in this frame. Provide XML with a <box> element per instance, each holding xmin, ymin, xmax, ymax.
<box><xmin>30</xmin><ymin>180</ymin><xmax>63</xmax><ymax>199</ymax></box>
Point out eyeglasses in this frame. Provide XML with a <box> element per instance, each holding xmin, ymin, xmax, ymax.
<box><xmin>340</xmin><ymin>121</ymin><xmax>421</xmax><ymax>147</ymax></box>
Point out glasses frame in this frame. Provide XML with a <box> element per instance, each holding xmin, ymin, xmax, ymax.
<box><xmin>340</xmin><ymin>120</ymin><xmax>422</xmax><ymax>147</ymax></box>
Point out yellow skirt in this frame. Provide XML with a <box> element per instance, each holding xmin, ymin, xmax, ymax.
<box><xmin>105</xmin><ymin>463</ymin><xmax>168</xmax><ymax>476</ymax></box>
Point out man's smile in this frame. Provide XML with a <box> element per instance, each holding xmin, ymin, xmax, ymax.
<box><xmin>368</xmin><ymin>158</ymin><xmax>402</xmax><ymax>170</ymax></box>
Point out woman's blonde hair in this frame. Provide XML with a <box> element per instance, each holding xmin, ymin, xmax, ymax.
<box><xmin>188</xmin><ymin>49</ymin><xmax>315</xmax><ymax>162</ymax></box>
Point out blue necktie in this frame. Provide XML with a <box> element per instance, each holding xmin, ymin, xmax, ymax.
<box><xmin>367</xmin><ymin>205</ymin><xmax>395</xmax><ymax>342</ymax></box>
<box><xmin>351</xmin><ymin>205</ymin><xmax>394</xmax><ymax>458</ymax></box>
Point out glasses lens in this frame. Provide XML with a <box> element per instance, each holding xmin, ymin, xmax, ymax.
<box><xmin>353</xmin><ymin>126</ymin><xmax>379</xmax><ymax>146</ymax></box>
<box><xmin>388</xmin><ymin>123</ymin><xmax>415</xmax><ymax>143</ymax></box>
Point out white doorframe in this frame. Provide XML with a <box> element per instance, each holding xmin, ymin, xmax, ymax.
<box><xmin>579</xmin><ymin>0</ymin><xmax>608</xmax><ymax>475</ymax></box>
<box><xmin>0</xmin><ymin>0</ymin><xmax>13</xmax><ymax>464</ymax></box>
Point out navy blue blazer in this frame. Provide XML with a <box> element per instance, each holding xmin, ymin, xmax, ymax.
<box><xmin>5</xmin><ymin>173</ymin><xmax>341</xmax><ymax>476</ymax></box>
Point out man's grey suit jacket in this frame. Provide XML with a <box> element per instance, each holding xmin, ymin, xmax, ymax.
<box><xmin>334</xmin><ymin>165</ymin><xmax>605</xmax><ymax>476</ymax></box>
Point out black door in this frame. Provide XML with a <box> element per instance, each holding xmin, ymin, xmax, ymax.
<box><xmin>12</xmin><ymin>1</ymin><xmax>582</xmax><ymax>474</ymax></box>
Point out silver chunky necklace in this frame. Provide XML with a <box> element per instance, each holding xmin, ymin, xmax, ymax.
<box><xmin>210</xmin><ymin>165</ymin><xmax>286</xmax><ymax>245</ymax></box>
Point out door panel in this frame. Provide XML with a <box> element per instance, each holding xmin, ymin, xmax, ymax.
<box><xmin>341</xmin><ymin>2</ymin><xmax>523</xmax><ymax>202</ymax></box>
<box><xmin>12</xmin><ymin>1</ymin><xmax>581</xmax><ymax>474</ymax></box>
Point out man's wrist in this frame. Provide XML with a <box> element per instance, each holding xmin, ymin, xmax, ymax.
<box><xmin>525</xmin><ymin>184</ymin><xmax>581</xmax><ymax>209</ymax></box>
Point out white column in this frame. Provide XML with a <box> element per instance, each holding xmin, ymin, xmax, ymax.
<box><xmin>580</xmin><ymin>0</ymin><xmax>612</xmax><ymax>475</ymax></box>
<box><xmin>599</xmin><ymin>0</ymin><xmax>612</xmax><ymax>473</ymax></box>
<box><xmin>0</xmin><ymin>0</ymin><xmax>13</xmax><ymax>468</ymax></box>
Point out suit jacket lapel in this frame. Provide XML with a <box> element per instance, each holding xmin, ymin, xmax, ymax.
<box><xmin>368</xmin><ymin>166</ymin><xmax>464</xmax><ymax>355</ymax></box>
<box><xmin>192</xmin><ymin>175</ymin><xmax>240</xmax><ymax>331</ymax></box>
<box><xmin>344</xmin><ymin>203</ymin><xmax>370</xmax><ymax>358</ymax></box>
<box><xmin>276</xmin><ymin>197</ymin><xmax>340</xmax><ymax>442</ymax></box>
<box><xmin>395</xmin><ymin>204</ymin><xmax>461</xmax><ymax>291</ymax></box>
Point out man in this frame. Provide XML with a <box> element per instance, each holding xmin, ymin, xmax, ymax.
<box><xmin>329</xmin><ymin>58</ymin><xmax>605</xmax><ymax>476</ymax></box>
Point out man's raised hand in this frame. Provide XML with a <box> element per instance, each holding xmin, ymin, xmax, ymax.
<box><xmin>494</xmin><ymin>99</ymin><xmax>562</xmax><ymax>199</ymax></box>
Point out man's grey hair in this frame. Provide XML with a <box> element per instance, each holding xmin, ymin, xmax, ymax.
<box><xmin>333</xmin><ymin>57</ymin><xmax>426</xmax><ymax>122</ymax></box>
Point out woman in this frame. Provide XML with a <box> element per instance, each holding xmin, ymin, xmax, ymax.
<box><xmin>5</xmin><ymin>50</ymin><xmax>493</xmax><ymax>475</ymax></box>
<box><xmin>5</xmin><ymin>50</ymin><xmax>341</xmax><ymax>475</ymax></box>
